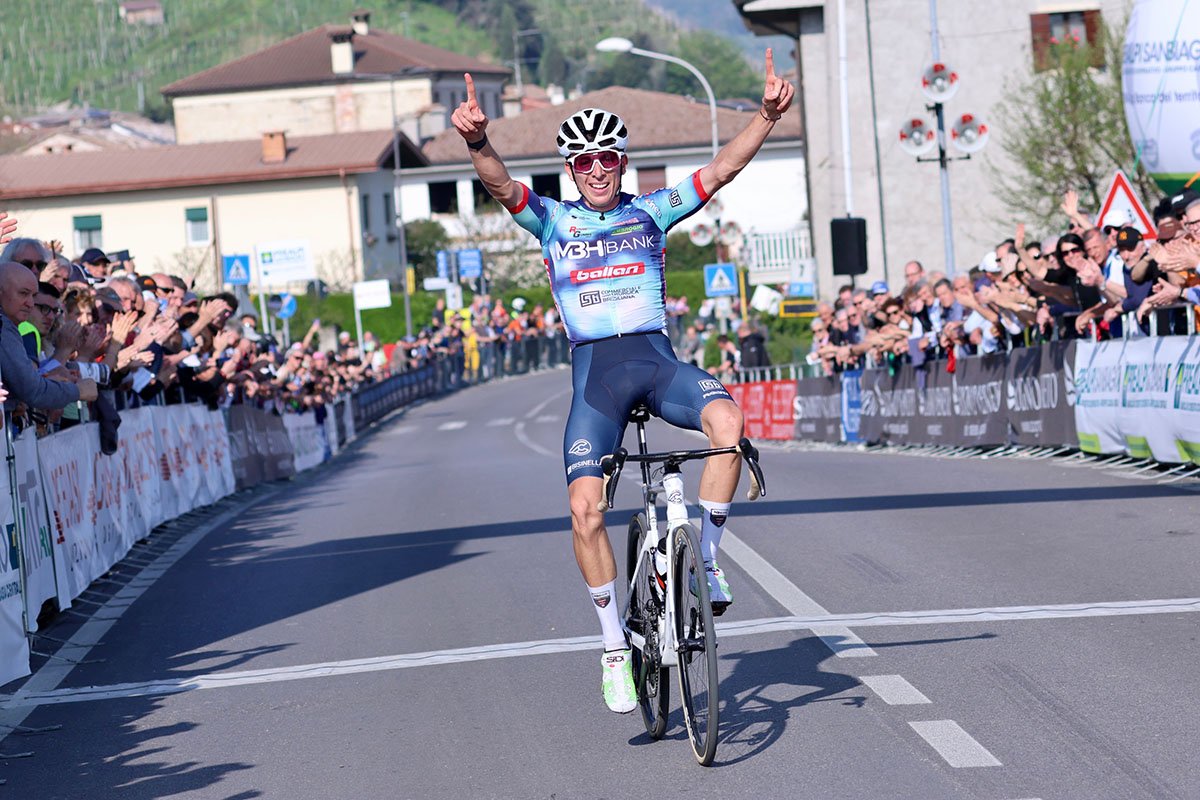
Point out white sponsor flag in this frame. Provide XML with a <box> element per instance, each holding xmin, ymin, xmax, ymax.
<box><xmin>0</xmin><ymin>414</ymin><xmax>31</xmax><ymax>683</ymax></box>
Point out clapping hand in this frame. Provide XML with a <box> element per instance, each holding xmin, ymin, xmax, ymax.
<box><xmin>0</xmin><ymin>212</ymin><xmax>16</xmax><ymax>244</ymax></box>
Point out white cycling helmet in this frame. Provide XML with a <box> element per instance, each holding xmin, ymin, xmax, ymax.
<box><xmin>556</xmin><ymin>108</ymin><xmax>628</xmax><ymax>157</ymax></box>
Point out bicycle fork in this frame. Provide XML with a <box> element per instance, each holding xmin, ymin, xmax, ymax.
<box><xmin>646</xmin><ymin>468</ymin><xmax>688</xmax><ymax>668</ymax></box>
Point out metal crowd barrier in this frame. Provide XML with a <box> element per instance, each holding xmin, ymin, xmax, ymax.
<box><xmin>351</xmin><ymin>333</ymin><xmax>572</xmax><ymax>428</ymax></box>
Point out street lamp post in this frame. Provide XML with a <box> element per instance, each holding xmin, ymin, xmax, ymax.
<box><xmin>389</xmin><ymin>74</ymin><xmax>413</xmax><ymax>341</ymax></box>
<box><xmin>594</xmin><ymin>37</ymin><xmax>718</xmax><ymax>160</ymax></box>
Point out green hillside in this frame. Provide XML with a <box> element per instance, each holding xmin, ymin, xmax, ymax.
<box><xmin>0</xmin><ymin>0</ymin><xmax>761</xmax><ymax>121</ymax></box>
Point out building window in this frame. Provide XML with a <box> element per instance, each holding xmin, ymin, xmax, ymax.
<box><xmin>637</xmin><ymin>166</ymin><xmax>667</xmax><ymax>194</ymax></box>
<box><xmin>531</xmin><ymin>173</ymin><xmax>561</xmax><ymax>201</ymax></box>
<box><xmin>73</xmin><ymin>214</ymin><xmax>102</xmax><ymax>252</ymax></box>
<box><xmin>383</xmin><ymin>193</ymin><xmax>397</xmax><ymax>240</ymax></box>
<box><xmin>429</xmin><ymin>180</ymin><xmax>458</xmax><ymax>214</ymax></box>
<box><xmin>185</xmin><ymin>207</ymin><xmax>210</xmax><ymax>246</ymax></box>
<box><xmin>1031</xmin><ymin>9</ymin><xmax>1104</xmax><ymax>72</ymax></box>
<box><xmin>360</xmin><ymin>193</ymin><xmax>371</xmax><ymax>233</ymax></box>
<box><xmin>472</xmin><ymin>179</ymin><xmax>500</xmax><ymax>214</ymax></box>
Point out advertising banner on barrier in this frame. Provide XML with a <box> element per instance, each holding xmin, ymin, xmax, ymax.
<box><xmin>283</xmin><ymin>412</ymin><xmax>326</xmax><ymax>473</ymax></box>
<box><xmin>1076</xmin><ymin>336</ymin><xmax>1200</xmax><ymax>462</ymax></box>
<box><xmin>228</xmin><ymin>405</ymin><xmax>296</xmax><ymax>489</ymax></box>
<box><xmin>727</xmin><ymin>380</ymin><xmax>796</xmax><ymax>441</ymax></box>
<box><xmin>1006</xmin><ymin>341</ymin><xmax>1078</xmax><ymax>446</ymax></box>
<box><xmin>13</xmin><ymin>430</ymin><xmax>60</xmax><ymax>630</ymax></box>
<box><xmin>39</xmin><ymin>424</ymin><xmax>100</xmax><ymax>603</ymax></box>
<box><xmin>0</xmin><ymin>417</ymin><xmax>30</xmax><ymax>682</ymax></box>
<box><xmin>842</xmin><ymin>370</ymin><xmax>862</xmax><ymax>442</ymax></box>
<box><xmin>793</xmin><ymin>375</ymin><xmax>842</xmax><ymax>442</ymax></box>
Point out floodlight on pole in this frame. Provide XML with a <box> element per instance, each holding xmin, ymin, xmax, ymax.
<box><xmin>594</xmin><ymin>38</ymin><xmax>718</xmax><ymax>159</ymax></box>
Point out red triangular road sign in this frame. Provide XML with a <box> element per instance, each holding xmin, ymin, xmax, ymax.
<box><xmin>1096</xmin><ymin>169</ymin><xmax>1157</xmax><ymax>239</ymax></box>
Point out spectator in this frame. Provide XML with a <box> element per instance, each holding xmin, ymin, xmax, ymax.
<box><xmin>737</xmin><ymin>320</ymin><xmax>769</xmax><ymax>368</ymax></box>
<box><xmin>903</xmin><ymin>260</ymin><xmax>926</xmax><ymax>290</ymax></box>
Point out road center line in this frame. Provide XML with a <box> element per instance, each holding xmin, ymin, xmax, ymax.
<box><xmin>8</xmin><ymin>596</ymin><xmax>1195</xmax><ymax>709</ymax></box>
<box><xmin>859</xmin><ymin>674</ymin><xmax>931</xmax><ymax>705</ymax></box>
<box><xmin>909</xmin><ymin>720</ymin><xmax>1002</xmax><ymax>767</ymax></box>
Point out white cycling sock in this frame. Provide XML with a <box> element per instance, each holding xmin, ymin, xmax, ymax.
<box><xmin>588</xmin><ymin>579</ymin><xmax>626</xmax><ymax>651</ymax></box>
<box><xmin>698</xmin><ymin>499</ymin><xmax>731</xmax><ymax>566</ymax></box>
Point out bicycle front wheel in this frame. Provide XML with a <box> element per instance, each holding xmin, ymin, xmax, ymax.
<box><xmin>672</xmin><ymin>522</ymin><xmax>719</xmax><ymax>766</ymax></box>
<box><xmin>625</xmin><ymin>513</ymin><xmax>669</xmax><ymax>739</ymax></box>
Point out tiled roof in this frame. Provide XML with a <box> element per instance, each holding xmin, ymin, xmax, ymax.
<box><xmin>0</xmin><ymin>130</ymin><xmax>408</xmax><ymax>200</ymax></box>
<box><xmin>161</xmin><ymin>26</ymin><xmax>510</xmax><ymax>97</ymax></box>
<box><xmin>422</xmin><ymin>86</ymin><xmax>803</xmax><ymax>165</ymax></box>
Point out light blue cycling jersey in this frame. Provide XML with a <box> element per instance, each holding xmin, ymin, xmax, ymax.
<box><xmin>506</xmin><ymin>172</ymin><xmax>710</xmax><ymax>344</ymax></box>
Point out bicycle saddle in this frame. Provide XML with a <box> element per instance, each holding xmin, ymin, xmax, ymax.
<box><xmin>628</xmin><ymin>402</ymin><xmax>652</xmax><ymax>423</ymax></box>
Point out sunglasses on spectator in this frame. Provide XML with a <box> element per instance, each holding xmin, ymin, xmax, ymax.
<box><xmin>1059</xmin><ymin>246</ymin><xmax>1080</xmax><ymax>255</ymax></box>
<box><xmin>18</xmin><ymin>259</ymin><xmax>47</xmax><ymax>270</ymax></box>
<box><xmin>569</xmin><ymin>150</ymin><xmax>622</xmax><ymax>174</ymax></box>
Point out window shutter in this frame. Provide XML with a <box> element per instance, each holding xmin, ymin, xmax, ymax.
<box><xmin>185</xmin><ymin>207</ymin><xmax>208</xmax><ymax>222</ymax></box>
<box><xmin>1030</xmin><ymin>13</ymin><xmax>1052</xmax><ymax>72</ymax></box>
<box><xmin>1083</xmin><ymin>9</ymin><xmax>1105</xmax><ymax>68</ymax></box>
<box><xmin>638</xmin><ymin>166</ymin><xmax>667</xmax><ymax>194</ymax></box>
<box><xmin>73</xmin><ymin>214</ymin><xmax>101</xmax><ymax>231</ymax></box>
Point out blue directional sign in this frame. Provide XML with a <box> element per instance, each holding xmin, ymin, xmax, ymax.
<box><xmin>436</xmin><ymin>250</ymin><xmax>450</xmax><ymax>279</ymax></box>
<box><xmin>457</xmin><ymin>248</ymin><xmax>483</xmax><ymax>279</ymax></box>
<box><xmin>703</xmin><ymin>263</ymin><xmax>738</xmax><ymax>297</ymax></box>
<box><xmin>787</xmin><ymin>282</ymin><xmax>815</xmax><ymax>297</ymax></box>
<box><xmin>222</xmin><ymin>254</ymin><xmax>251</xmax><ymax>285</ymax></box>
<box><xmin>277</xmin><ymin>294</ymin><xmax>297</xmax><ymax>319</ymax></box>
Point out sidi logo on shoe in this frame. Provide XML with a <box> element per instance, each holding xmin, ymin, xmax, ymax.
<box><xmin>605</xmin><ymin>654</ymin><xmax>624</xmax><ymax>665</ymax></box>
<box><xmin>592</xmin><ymin>591</ymin><xmax>611</xmax><ymax>608</ymax></box>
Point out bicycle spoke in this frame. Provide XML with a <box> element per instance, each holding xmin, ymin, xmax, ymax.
<box><xmin>673</xmin><ymin>523</ymin><xmax>719</xmax><ymax>766</ymax></box>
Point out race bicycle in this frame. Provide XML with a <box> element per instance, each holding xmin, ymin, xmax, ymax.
<box><xmin>597</xmin><ymin>403</ymin><xmax>766</xmax><ymax>766</ymax></box>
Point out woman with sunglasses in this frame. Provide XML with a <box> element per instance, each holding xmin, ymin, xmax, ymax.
<box><xmin>451</xmin><ymin>51</ymin><xmax>794</xmax><ymax>715</ymax></box>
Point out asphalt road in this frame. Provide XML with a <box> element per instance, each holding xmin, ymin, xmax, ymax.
<box><xmin>3</xmin><ymin>365</ymin><xmax>1200</xmax><ymax>799</ymax></box>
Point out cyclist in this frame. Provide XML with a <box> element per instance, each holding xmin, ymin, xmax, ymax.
<box><xmin>451</xmin><ymin>51</ymin><xmax>794</xmax><ymax>714</ymax></box>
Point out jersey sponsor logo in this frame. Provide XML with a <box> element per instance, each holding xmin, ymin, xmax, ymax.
<box><xmin>644</xmin><ymin>198</ymin><xmax>662</xmax><ymax>218</ymax></box>
<box><xmin>552</xmin><ymin>235</ymin><xmax>657</xmax><ymax>261</ymax></box>
<box><xmin>569</xmin><ymin>225</ymin><xmax>590</xmax><ymax>238</ymax></box>
<box><xmin>698</xmin><ymin>379</ymin><xmax>724</xmax><ymax>392</ymax></box>
<box><xmin>570</xmin><ymin>262</ymin><xmax>646</xmax><ymax>283</ymax></box>
<box><xmin>610</xmin><ymin>223</ymin><xmax>645</xmax><ymax>236</ymax></box>
<box><xmin>669</xmin><ymin>189</ymin><xmax>682</xmax><ymax>208</ymax></box>
<box><xmin>580</xmin><ymin>286</ymin><xmax>642</xmax><ymax>306</ymax></box>
<box><xmin>568</xmin><ymin>438</ymin><xmax>592</xmax><ymax>456</ymax></box>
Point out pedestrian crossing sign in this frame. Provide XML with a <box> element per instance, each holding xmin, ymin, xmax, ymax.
<box><xmin>223</xmin><ymin>254</ymin><xmax>251</xmax><ymax>285</ymax></box>
<box><xmin>704</xmin><ymin>263</ymin><xmax>738</xmax><ymax>297</ymax></box>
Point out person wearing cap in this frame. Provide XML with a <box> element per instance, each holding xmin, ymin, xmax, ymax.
<box><xmin>1100</xmin><ymin>226</ymin><xmax>1167</xmax><ymax>334</ymax></box>
<box><xmin>452</xmin><ymin>48</ymin><xmax>795</xmax><ymax>713</ymax></box>
<box><xmin>79</xmin><ymin>247</ymin><xmax>111</xmax><ymax>281</ymax></box>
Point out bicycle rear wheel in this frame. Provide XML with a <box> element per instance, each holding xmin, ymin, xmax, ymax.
<box><xmin>625</xmin><ymin>513</ymin><xmax>669</xmax><ymax>739</ymax></box>
<box><xmin>672</xmin><ymin>522</ymin><xmax>719</xmax><ymax>766</ymax></box>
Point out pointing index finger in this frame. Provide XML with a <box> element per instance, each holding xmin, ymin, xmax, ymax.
<box><xmin>765</xmin><ymin>48</ymin><xmax>775</xmax><ymax>80</ymax></box>
<box><xmin>464</xmin><ymin>73</ymin><xmax>477</xmax><ymax>107</ymax></box>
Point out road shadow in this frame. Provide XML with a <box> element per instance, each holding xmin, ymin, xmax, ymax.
<box><xmin>1</xmin><ymin>694</ymin><xmax>259</xmax><ymax>799</ymax></box>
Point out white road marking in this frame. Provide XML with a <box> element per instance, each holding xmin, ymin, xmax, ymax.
<box><xmin>719</xmin><ymin>528</ymin><xmax>877</xmax><ymax>657</ymax></box>
<box><xmin>535</xmin><ymin>414</ymin><xmax>560</xmax><ymax>423</ymax></box>
<box><xmin>514</xmin><ymin>422</ymin><xmax>555</xmax><ymax>457</ymax></box>
<box><xmin>487</xmin><ymin>417</ymin><xmax>515</xmax><ymax>427</ymax></box>
<box><xmin>437</xmin><ymin>421</ymin><xmax>467</xmax><ymax>431</ymax></box>
<box><xmin>859</xmin><ymin>674</ymin><xmax>931</xmax><ymax>705</ymax></box>
<box><xmin>525</xmin><ymin>388</ymin><xmax>569</xmax><ymax>419</ymax></box>
<box><xmin>908</xmin><ymin>720</ymin><xmax>1002</xmax><ymax>767</ymax></box>
<box><xmin>12</xmin><ymin>596</ymin><xmax>1195</xmax><ymax>709</ymax></box>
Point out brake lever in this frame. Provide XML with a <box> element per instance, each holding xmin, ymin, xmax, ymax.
<box><xmin>597</xmin><ymin>447</ymin><xmax>627</xmax><ymax>512</ymax></box>
<box><xmin>737</xmin><ymin>438</ymin><xmax>766</xmax><ymax>500</ymax></box>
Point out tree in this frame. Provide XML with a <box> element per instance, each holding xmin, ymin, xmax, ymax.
<box><xmin>404</xmin><ymin>219</ymin><xmax>450</xmax><ymax>281</ymax></box>
<box><xmin>671</xmin><ymin>31</ymin><xmax>760</xmax><ymax>100</ymax></box>
<box><xmin>989</xmin><ymin>15</ymin><xmax>1158</xmax><ymax>227</ymax></box>
<box><xmin>665</xmin><ymin>231</ymin><xmax>716</xmax><ymax>271</ymax></box>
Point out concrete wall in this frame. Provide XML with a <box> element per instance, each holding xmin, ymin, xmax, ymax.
<box><xmin>7</xmin><ymin>176</ymin><xmax>369</xmax><ymax>293</ymax></box>
<box><xmin>798</xmin><ymin>0</ymin><xmax>1128</xmax><ymax>299</ymax></box>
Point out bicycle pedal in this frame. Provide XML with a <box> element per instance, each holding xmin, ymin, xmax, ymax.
<box><xmin>710</xmin><ymin>601</ymin><xmax>730</xmax><ymax>617</ymax></box>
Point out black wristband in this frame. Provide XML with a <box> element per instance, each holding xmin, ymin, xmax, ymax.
<box><xmin>466</xmin><ymin>133</ymin><xmax>488</xmax><ymax>152</ymax></box>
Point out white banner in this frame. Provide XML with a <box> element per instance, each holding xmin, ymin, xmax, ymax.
<box><xmin>39</xmin><ymin>424</ymin><xmax>99</xmax><ymax>603</ymax></box>
<box><xmin>342</xmin><ymin>396</ymin><xmax>356</xmax><ymax>443</ymax></box>
<box><xmin>0</xmin><ymin>416</ymin><xmax>31</xmax><ymax>683</ymax></box>
<box><xmin>13</xmin><ymin>430</ymin><xmax>59</xmax><ymax>631</ymax></box>
<box><xmin>283</xmin><ymin>412</ymin><xmax>326</xmax><ymax>473</ymax></box>
<box><xmin>1076</xmin><ymin>337</ymin><xmax>1200</xmax><ymax>462</ymax></box>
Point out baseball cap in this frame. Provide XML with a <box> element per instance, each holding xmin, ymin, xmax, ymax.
<box><xmin>1169</xmin><ymin>188</ymin><xmax>1200</xmax><ymax>217</ymax></box>
<box><xmin>870</xmin><ymin>281</ymin><xmax>889</xmax><ymax>295</ymax></box>
<box><xmin>978</xmin><ymin>251</ymin><xmax>1000</xmax><ymax>273</ymax></box>
<box><xmin>135</xmin><ymin>274</ymin><xmax>158</xmax><ymax>293</ymax></box>
<box><xmin>1115</xmin><ymin>226</ymin><xmax>1144</xmax><ymax>251</ymax></box>
<box><xmin>80</xmin><ymin>247</ymin><xmax>109</xmax><ymax>264</ymax></box>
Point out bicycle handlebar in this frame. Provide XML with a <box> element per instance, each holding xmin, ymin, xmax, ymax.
<box><xmin>595</xmin><ymin>437</ymin><xmax>767</xmax><ymax>512</ymax></box>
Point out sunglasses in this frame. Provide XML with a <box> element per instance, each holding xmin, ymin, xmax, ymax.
<box><xmin>569</xmin><ymin>150</ymin><xmax>622</xmax><ymax>174</ymax></box>
<box><xmin>1059</xmin><ymin>247</ymin><xmax>1080</xmax><ymax>256</ymax></box>
<box><xmin>18</xmin><ymin>259</ymin><xmax>47</xmax><ymax>270</ymax></box>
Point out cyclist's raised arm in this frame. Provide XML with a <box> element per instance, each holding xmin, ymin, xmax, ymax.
<box><xmin>697</xmin><ymin>48</ymin><xmax>795</xmax><ymax>198</ymax></box>
<box><xmin>452</xmin><ymin>73</ymin><xmax>524</xmax><ymax>209</ymax></box>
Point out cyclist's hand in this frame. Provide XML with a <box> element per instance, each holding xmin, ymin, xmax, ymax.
<box><xmin>761</xmin><ymin>48</ymin><xmax>795</xmax><ymax>120</ymax></box>
<box><xmin>451</xmin><ymin>72</ymin><xmax>488</xmax><ymax>145</ymax></box>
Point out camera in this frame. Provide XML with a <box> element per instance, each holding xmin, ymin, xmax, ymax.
<box><xmin>70</xmin><ymin>361</ymin><xmax>111</xmax><ymax>387</ymax></box>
